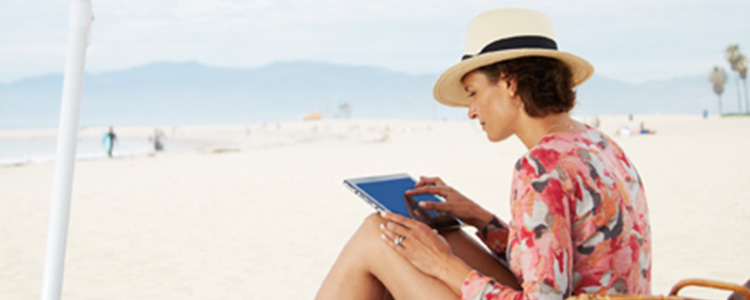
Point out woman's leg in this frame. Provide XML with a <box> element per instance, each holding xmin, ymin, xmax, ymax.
<box><xmin>315</xmin><ymin>213</ymin><xmax>456</xmax><ymax>299</ymax></box>
<box><xmin>315</xmin><ymin>214</ymin><xmax>520</xmax><ymax>299</ymax></box>
<box><xmin>440</xmin><ymin>229</ymin><xmax>521</xmax><ymax>291</ymax></box>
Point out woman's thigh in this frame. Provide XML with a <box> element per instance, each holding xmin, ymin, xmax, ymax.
<box><xmin>441</xmin><ymin>229</ymin><xmax>521</xmax><ymax>291</ymax></box>
<box><xmin>366</xmin><ymin>215</ymin><xmax>520</xmax><ymax>299</ymax></box>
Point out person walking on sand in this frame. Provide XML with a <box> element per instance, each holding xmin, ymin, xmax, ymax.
<box><xmin>102</xmin><ymin>126</ymin><xmax>117</xmax><ymax>158</ymax></box>
<box><xmin>151</xmin><ymin>128</ymin><xmax>166</xmax><ymax>151</ymax></box>
<box><xmin>316</xmin><ymin>8</ymin><xmax>651</xmax><ymax>300</ymax></box>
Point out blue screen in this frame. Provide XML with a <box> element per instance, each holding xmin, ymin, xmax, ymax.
<box><xmin>356</xmin><ymin>177</ymin><xmax>441</xmax><ymax>218</ymax></box>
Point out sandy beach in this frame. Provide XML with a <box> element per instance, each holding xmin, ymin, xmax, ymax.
<box><xmin>1</xmin><ymin>114</ymin><xmax>749</xmax><ymax>299</ymax></box>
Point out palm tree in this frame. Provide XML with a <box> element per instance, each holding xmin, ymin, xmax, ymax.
<box><xmin>738</xmin><ymin>54</ymin><xmax>749</xmax><ymax>114</ymax></box>
<box><xmin>725</xmin><ymin>44</ymin><xmax>744</xmax><ymax>113</ymax></box>
<box><xmin>709</xmin><ymin>66</ymin><xmax>728</xmax><ymax>116</ymax></box>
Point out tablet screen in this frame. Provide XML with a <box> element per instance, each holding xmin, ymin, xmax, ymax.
<box><xmin>351</xmin><ymin>176</ymin><xmax>442</xmax><ymax>218</ymax></box>
<box><xmin>345</xmin><ymin>173</ymin><xmax>463</xmax><ymax>230</ymax></box>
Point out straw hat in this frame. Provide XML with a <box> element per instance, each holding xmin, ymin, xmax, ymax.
<box><xmin>433</xmin><ymin>8</ymin><xmax>594</xmax><ymax>107</ymax></box>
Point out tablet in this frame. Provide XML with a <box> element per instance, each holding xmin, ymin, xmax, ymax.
<box><xmin>343</xmin><ymin>173</ymin><xmax>462</xmax><ymax>231</ymax></box>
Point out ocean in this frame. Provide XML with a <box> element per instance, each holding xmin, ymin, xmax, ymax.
<box><xmin>0</xmin><ymin>136</ymin><xmax>201</xmax><ymax>166</ymax></box>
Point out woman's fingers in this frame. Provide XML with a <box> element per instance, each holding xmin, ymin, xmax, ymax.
<box><xmin>378</xmin><ymin>211</ymin><xmax>457</xmax><ymax>279</ymax></box>
<box><xmin>380</xmin><ymin>211</ymin><xmax>421</xmax><ymax>230</ymax></box>
<box><xmin>405</xmin><ymin>185</ymin><xmax>451</xmax><ymax>197</ymax></box>
<box><xmin>379</xmin><ymin>213</ymin><xmax>415</xmax><ymax>250</ymax></box>
<box><xmin>380</xmin><ymin>212</ymin><xmax>433</xmax><ymax>240</ymax></box>
<box><xmin>379</xmin><ymin>223</ymin><xmax>403</xmax><ymax>247</ymax></box>
<box><xmin>417</xmin><ymin>199</ymin><xmax>450</xmax><ymax>212</ymax></box>
<box><xmin>414</xmin><ymin>176</ymin><xmax>446</xmax><ymax>188</ymax></box>
<box><xmin>405</xmin><ymin>186</ymin><xmax>456</xmax><ymax>214</ymax></box>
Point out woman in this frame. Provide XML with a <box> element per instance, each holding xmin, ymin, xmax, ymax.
<box><xmin>316</xmin><ymin>8</ymin><xmax>651</xmax><ymax>300</ymax></box>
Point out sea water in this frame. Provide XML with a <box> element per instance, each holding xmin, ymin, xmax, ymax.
<box><xmin>0</xmin><ymin>137</ymin><xmax>197</xmax><ymax>165</ymax></box>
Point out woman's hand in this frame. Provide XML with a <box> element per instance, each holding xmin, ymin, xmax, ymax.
<box><xmin>406</xmin><ymin>176</ymin><xmax>494</xmax><ymax>230</ymax></box>
<box><xmin>379</xmin><ymin>211</ymin><xmax>471</xmax><ymax>293</ymax></box>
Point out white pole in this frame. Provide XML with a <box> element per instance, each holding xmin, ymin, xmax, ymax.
<box><xmin>41</xmin><ymin>1</ymin><xmax>93</xmax><ymax>299</ymax></box>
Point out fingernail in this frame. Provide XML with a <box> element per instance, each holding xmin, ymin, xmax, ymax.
<box><xmin>380</xmin><ymin>234</ymin><xmax>386</xmax><ymax>240</ymax></box>
<box><xmin>418</xmin><ymin>202</ymin><xmax>427</xmax><ymax>207</ymax></box>
<box><xmin>380</xmin><ymin>211</ymin><xmax>387</xmax><ymax>217</ymax></box>
<box><xmin>379</xmin><ymin>224</ymin><xmax>385</xmax><ymax>230</ymax></box>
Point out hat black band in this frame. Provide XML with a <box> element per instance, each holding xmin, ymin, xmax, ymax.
<box><xmin>461</xmin><ymin>36</ymin><xmax>558</xmax><ymax>60</ymax></box>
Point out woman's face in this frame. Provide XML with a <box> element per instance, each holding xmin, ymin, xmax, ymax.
<box><xmin>462</xmin><ymin>70</ymin><xmax>521</xmax><ymax>142</ymax></box>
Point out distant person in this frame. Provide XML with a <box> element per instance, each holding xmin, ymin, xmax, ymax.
<box><xmin>638</xmin><ymin>122</ymin><xmax>656</xmax><ymax>135</ymax></box>
<box><xmin>591</xmin><ymin>116</ymin><xmax>601</xmax><ymax>128</ymax></box>
<box><xmin>617</xmin><ymin>123</ymin><xmax>633</xmax><ymax>136</ymax></box>
<box><xmin>703</xmin><ymin>109</ymin><xmax>709</xmax><ymax>119</ymax></box>
<box><xmin>102</xmin><ymin>126</ymin><xmax>117</xmax><ymax>157</ymax></box>
<box><xmin>152</xmin><ymin>128</ymin><xmax>166</xmax><ymax>151</ymax></box>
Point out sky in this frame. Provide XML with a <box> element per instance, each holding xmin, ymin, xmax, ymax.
<box><xmin>0</xmin><ymin>0</ymin><xmax>748</xmax><ymax>84</ymax></box>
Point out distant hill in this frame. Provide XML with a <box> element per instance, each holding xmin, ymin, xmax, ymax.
<box><xmin>575</xmin><ymin>74</ymin><xmax>725</xmax><ymax>116</ymax></box>
<box><xmin>0</xmin><ymin>60</ymin><xmax>735</xmax><ymax>128</ymax></box>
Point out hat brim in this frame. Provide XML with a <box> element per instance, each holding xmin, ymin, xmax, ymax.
<box><xmin>433</xmin><ymin>49</ymin><xmax>594</xmax><ymax>107</ymax></box>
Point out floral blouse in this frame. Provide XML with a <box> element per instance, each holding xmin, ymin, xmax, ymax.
<box><xmin>461</xmin><ymin>126</ymin><xmax>651</xmax><ymax>300</ymax></box>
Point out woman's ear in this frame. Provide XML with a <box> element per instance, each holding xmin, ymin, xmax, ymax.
<box><xmin>504</xmin><ymin>78</ymin><xmax>524</xmax><ymax>110</ymax></box>
<box><xmin>505</xmin><ymin>77</ymin><xmax>518</xmax><ymax>98</ymax></box>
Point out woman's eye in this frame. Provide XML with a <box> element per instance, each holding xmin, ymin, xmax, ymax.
<box><xmin>468</xmin><ymin>91</ymin><xmax>476</xmax><ymax>97</ymax></box>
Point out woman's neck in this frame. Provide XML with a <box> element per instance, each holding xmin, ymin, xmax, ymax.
<box><xmin>515</xmin><ymin>113</ymin><xmax>583</xmax><ymax>149</ymax></box>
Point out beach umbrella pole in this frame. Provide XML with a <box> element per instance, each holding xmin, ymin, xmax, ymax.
<box><xmin>40</xmin><ymin>1</ymin><xmax>93</xmax><ymax>299</ymax></box>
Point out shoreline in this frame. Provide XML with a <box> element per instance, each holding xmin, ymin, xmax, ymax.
<box><xmin>0</xmin><ymin>112</ymin><xmax>733</xmax><ymax>136</ymax></box>
<box><xmin>0</xmin><ymin>113</ymin><xmax>726</xmax><ymax>166</ymax></box>
<box><xmin>0</xmin><ymin>119</ymin><xmax>461</xmax><ymax>166</ymax></box>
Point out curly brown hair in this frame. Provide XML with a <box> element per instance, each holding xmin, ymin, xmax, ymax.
<box><xmin>474</xmin><ymin>57</ymin><xmax>576</xmax><ymax>117</ymax></box>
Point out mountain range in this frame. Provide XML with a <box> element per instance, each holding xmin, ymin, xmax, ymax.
<box><xmin>0</xmin><ymin>60</ymin><xmax>734</xmax><ymax>128</ymax></box>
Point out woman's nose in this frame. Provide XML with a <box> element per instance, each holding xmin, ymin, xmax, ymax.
<box><xmin>467</xmin><ymin>103</ymin><xmax>478</xmax><ymax>120</ymax></box>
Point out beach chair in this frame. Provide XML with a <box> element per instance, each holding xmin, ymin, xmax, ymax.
<box><xmin>566</xmin><ymin>278</ymin><xmax>750</xmax><ymax>300</ymax></box>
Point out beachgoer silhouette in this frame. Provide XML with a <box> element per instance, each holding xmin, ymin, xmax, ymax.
<box><xmin>152</xmin><ymin>128</ymin><xmax>166</xmax><ymax>151</ymax></box>
<box><xmin>638</xmin><ymin>122</ymin><xmax>656</xmax><ymax>135</ymax></box>
<box><xmin>102</xmin><ymin>126</ymin><xmax>117</xmax><ymax>157</ymax></box>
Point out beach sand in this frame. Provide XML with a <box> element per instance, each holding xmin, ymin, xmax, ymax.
<box><xmin>1</xmin><ymin>115</ymin><xmax>749</xmax><ymax>299</ymax></box>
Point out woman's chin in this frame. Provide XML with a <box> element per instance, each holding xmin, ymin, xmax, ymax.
<box><xmin>486</xmin><ymin>133</ymin><xmax>502</xmax><ymax>143</ymax></box>
<box><xmin>486</xmin><ymin>131</ymin><xmax>511</xmax><ymax>143</ymax></box>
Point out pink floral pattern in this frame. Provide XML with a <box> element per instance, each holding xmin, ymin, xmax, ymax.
<box><xmin>462</xmin><ymin>126</ymin><xmax>651</xmax><ymax>300</ymax></box>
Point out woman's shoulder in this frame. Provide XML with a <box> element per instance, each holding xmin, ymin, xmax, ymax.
<box><xmin>522</xmin><ymin>126</ymin><xmax>625</xmax><ymax>173</ymax></box>
<box><xmin>538</xmin><ymin>125</ymin><xmax>623</xmax><ymax>153</ymax></box>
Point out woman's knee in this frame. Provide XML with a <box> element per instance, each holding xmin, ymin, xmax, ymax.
<box><xmin>342</xmin><ymin>213</ymin><xmax>391</xmax><ymax>267</ymax></box>
<box><xmin>358</xmin><ymin>213</ymin><xmax>386</xmax><ymax>238</ymax></box>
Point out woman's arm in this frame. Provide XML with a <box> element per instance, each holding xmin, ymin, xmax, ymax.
<box><xmin>460</xmin><ymin>155</ymin><xmax>575</xmax><ymax>300</ymax></box>
<box><xmin>407</xmin><ymin>176</ymin><xmax>511</xmax><ymax>258</ymax></box>
<box><xmin>406</xmin><ymin>176</ymin><xmax>495</xmax><ymax>230</ymax></box>
<box><xmin>460</xmin><ymin>193</ymin><xmax>574</xmax><ymax>300</ymax></box>
<box><xmin>476</xmin><ymin>216</ymin><xmax>510</xmax><ymax>260</ymax></box>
